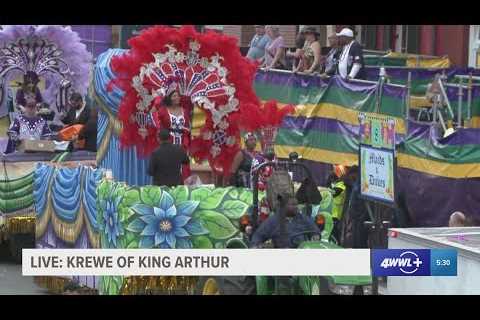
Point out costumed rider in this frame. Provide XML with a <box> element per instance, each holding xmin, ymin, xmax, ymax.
<box><xmin>15</xmin><ymin>71</ymin><xmax>43</xmax><ymax>113</ymax></box>
<box><xmin>151</xmin><ymin>84</ymin><xmax>193</xmax><ymax>183</ymax></box>
<box><xmin>228</xmin><ymin>132</ymin><xmax>259</xmax><ymax>188</ymax></box>
<box><xmin>6</xmin><ymin>90</ymin><xmax>52</xmax><ymax>153</ymax></box>
<box><xmin>250</xmin><ymin>145</ymin><xmax>276</xmax><ymax>224</ymax></box>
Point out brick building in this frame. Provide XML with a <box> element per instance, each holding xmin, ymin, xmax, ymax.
<box><xmin>39</xmin><ymin>25</ymin><xmax>477</xmax><ymax>68</ymax></box>
<box><xmin>220</xmin><ymin>25</ymin><xmax>479</xmax><ymax>67</ymax></box>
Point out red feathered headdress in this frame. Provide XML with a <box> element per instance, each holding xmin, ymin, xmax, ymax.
<box><xmin>109</xmin><ymin>25</ymin><xmax>263</xmax><ymax>175</ymax></box>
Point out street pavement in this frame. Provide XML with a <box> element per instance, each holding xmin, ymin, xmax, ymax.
<box><xmin>0</xmin><ymin>243</ymin><xmax>49</xmax><ymax>295</ymax></box>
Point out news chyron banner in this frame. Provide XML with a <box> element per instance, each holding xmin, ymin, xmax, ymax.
<box><xmin>23</xmin><ymin>249</ymin><xmax>371</xmax><ymax>276</ymax></box>
<box><xmin>23</xmin><ymin>249</ymin><xmax>457</xmax><ymax>277</ymax></box>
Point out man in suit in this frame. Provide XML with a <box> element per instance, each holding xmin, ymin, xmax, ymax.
<box><xmin>62</xmin><ymin>92</ymin><xmax>90</xmax><ymax>126</ymax></box>
<box><xmin>148</xmin><ymin>129</ymin><xmax>190</xmax><ymax>187</ymax></box>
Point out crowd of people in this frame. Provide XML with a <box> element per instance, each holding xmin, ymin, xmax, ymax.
<box><xmin>246</xmin><ymin>25</ymin><xmax>365</xmax><ymax>80</ymax></box>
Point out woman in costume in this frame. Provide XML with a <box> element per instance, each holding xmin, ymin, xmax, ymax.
<box><xmin>6</xmin><ymin>90</ymin><xmax>51</xmax><ymax>153</ymax></box>
<box><xmin>151</xmin><ymin>88</ymin><xmax>193</xmax><ymax>181</ymax></box>
<box><xmin>15</xmin><ymin>71</ymin><xmax>43</xmax><ymax>113</ymax></box>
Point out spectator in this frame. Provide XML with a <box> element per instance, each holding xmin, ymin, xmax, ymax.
<box><xmin>246</xmin><ymin>25</ymin><xmax>271</xmax><ymax>63</ymax></box>
<box><xmin>287</xmin><ymin>27</ymin><xmax>306</xmax><ymax>72</ymax></box>
<box><xmin>336</xmin><ymin>28</ymin><xmax>365</xmax><ymax>80</ymax></box>
<box><xmin>296</xmin><ymin>26</ymin><xmax>322</xmax><ymax>74</ymax></box>
<box><xmin>449</xmin><ymin>211</ymin><xmax>467</xmax><ymax>227</ymax></box>
<box><xmin>323</xmin><ymin>34</ymin><xmax>341</xmax><ymax>77</ymax></box>
<box><xmin>148</xmin><ymin>129</ymin><xmax>190</xmax><ymax>187</ymax></box>
<box><xmin>263</xmin><ymin>25</ymin><xmax>287</xmax><ymax>71</ymax></box>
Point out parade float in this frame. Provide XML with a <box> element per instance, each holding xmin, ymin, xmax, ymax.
<box><xmin>0</xmin><ymin>25</ymin><xmax>95</xmax><ymax>269</ymax></box>
<box><xmin>93</xmin><ymin>25</ymin><xmax>371</xmax><ymax>295</ymax></box>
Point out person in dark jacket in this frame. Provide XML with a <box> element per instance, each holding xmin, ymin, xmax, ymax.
<box><xmin>339</xmin><ymin>165</ymin><xmax>370</xmax><ymax>248</ymax></box>
<box><xmin>251</xmin><ymin>194</ymin><xmax>320</xmax><ymax>249</ymax></box>
<box><xmin>75</xmin><ymin>107</ymin><xmax>97</xmax><ymax>152</ymax></box>
<box><xmin>228</xmin><ymin>132</ymin><xmax>259</xmax><ymax>187</ymax></box>
<box><xmin>336</xmin><ymin>28</ymin><xmax>365</xmax><ymax>80</ymax></box>
<box><xmin>62</xmin><ymin>93</ymin><xmax>90</xmax><ymax>126</ymax></box>
<box><xmin>148</xmin><ymin>129</ymin><xmax>190</xmax><ymax>187</ymax></box>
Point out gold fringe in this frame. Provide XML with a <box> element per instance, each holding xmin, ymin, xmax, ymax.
<box><xmin>6</xmin><ymin>215</ymin><xmax>35</xmax><ymax>235</ymax></box>
<box><xmin>34</xmin><ymin>276</ymin><xmax>98</xmax><ymax>295</ymax></box>
<box><xmin>51</xmin><ymin>203</ymin><xmax>84</xmax><ymax>244</ymax></box>
<box><xmin>120</xmin><ymin>276</ymin><xmax>198</xmax><ymax>295</ymax></box>
<box><xmin>34</xmin><ymin>276</ymin><xmax>71</xmax><ymax>294</ymax></box>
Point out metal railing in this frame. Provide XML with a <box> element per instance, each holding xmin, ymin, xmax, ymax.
<box><xmin>258</xmin><ymin>67</ymin><xmax>410</xmax><ymax>128</ymax></box>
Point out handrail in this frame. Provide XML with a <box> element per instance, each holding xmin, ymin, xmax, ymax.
<box><xmin>455</xmin><ymin>74</ymin><xmax>480</xmax><ymax>81</ymax></box>
<box><xmin>258</xmin><ymin>67</ymin><xmax>407</xmax><ymax>88</ymax></box>
<box><xmin>365</xmin><ymin>65</ymin><xmax>447</xmax><ymax>70</ymax></box>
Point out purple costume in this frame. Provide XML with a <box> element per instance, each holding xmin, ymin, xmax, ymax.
<box><xmin>5</xmin><ymin>115</ymin><xmax>51</xmax><ymax>153</ymax></box>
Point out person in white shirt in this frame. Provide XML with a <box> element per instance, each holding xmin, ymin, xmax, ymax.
<box><xmin>336</xmin><ymin>28</ymin><xmax>365</xmax><ymax>80</ymax></box>
<box><xmin>246</xmin><ymin>25</ymin><xmax>271</xmax><ymax>63</ymax></box>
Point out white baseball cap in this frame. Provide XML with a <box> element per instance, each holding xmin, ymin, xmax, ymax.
<box><xmin>336</xmin><ymin>28</ymin><xmax>354</xmax><ymax>37</ymax></box>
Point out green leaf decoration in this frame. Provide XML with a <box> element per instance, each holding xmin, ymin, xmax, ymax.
<box><xmin>215</xmin><ymin>241</ymin><xmax>226</xmax><ymax>249</ymax></box>
<box><xmin>239</xmin><ymin>189</ymin><xmax>253</xmax><ymax>204</ymax></box>
<box><xmin>200</xmin><ymin>188</ymin><xmax>229</xmax><ymax>210</ymax></box>
<box><xmin>108</xmin><ymin>278</ymin><xmax>119</xmax><ymax>295</ymax></box>
<box><xmin>140</xmin><ymin>186</ymin><xmax>162</xmax><ymax>206</ymax></box>
<box><xmin>221</xmin><ymin>200</ymin><xmax>249</xmax><ymax>219</ymax></box>
<box><xmin>123</xmin><ymin>189</ymin><xmax>140</xmax><ymax>207</ymax></box>
<box><xmin>191</xmin><ymin>235</ymin><xmax>213</xmax><ymax>248</ymax></box>
<box><xmin>195</xmin><ymin>210</ymin><xmax>238</xmax><ymax>240</ymax></box>
<box><xmin>117</xmin><ymin>237</ymin><xmax>126</xmax><ymax>249</ymax></box>
<box><xmin>125</xmin><ymin>231</ymin><xmax>137</xmax><ymax>244</ymax></box>
<box><xmin>119</xmin><ymin>206</ymin><xmax>135</xmax><ymax>223</ymax></box>
<box><xmin>228</xmin><ymin>188</ymin><xmax>239</xmax><ymax>199</ymax></box>
<box><xmin>191</xmin><ymin>187</ymin><xmax>212</xmax><ymax>202</ymax></box>
<box><xmin>113</xmin><ymin>276</ymin><xmax>123</xmax><ymax>286</ymax></box>
<box><xmin>114</xmin><ymin>185</ymin><xmax>126</xmax><ymax>200</ymax></box>
<box><xmin>171</xmin><ymin>186</ymin><xmax>189</xmax><ymax>203</ymax></box>
<box><xmin>97</xmin><ymin>181</ymin><xmax>109</xmax><ymax>201</ymax></box>
<box><xmin>127</xmin><ymin>240</ymin><xmax>139</xmax><ymax>249</ymax></box>
<box><xmin>102</xmin><ymin>276</ymin><xmax>110</xmax><ymax>294</ymax></box>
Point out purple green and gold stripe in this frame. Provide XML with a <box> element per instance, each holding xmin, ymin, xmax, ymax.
<box><xmin>253</xmin><ymin>71</ymin><xmax>480</xmax><ymax>178</ymax></box>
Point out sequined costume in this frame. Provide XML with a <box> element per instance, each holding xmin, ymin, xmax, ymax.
<box><xmin>6</xmin><ymin>114</ymin><xmax>52</xmax><ymax>153</ymax></box>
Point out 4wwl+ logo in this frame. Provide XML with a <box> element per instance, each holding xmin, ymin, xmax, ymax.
<box><xmin>373</xmin><ymin>249</ymin><xmax>431</xmax><ymax>276</ymax></box>
<box><xmin>380</xmin><ymin>251</ymin><xmax>423</xmax><ymax>274</ymax></box>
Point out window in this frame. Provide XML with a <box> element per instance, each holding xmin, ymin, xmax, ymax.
<box><xmin>70</xmin><ymin>25</ymin><xmax>112</xmax><ymax>59</ymax></box>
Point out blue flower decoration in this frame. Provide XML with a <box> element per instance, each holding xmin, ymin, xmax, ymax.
<box><xmin>127</xmin><ymin>191</ymin><xmax>207</xmax><ymax>248</ymax></box>
<box><xmin>100</xmin><ymin>191</ymin><xmax>124</xmax><ymax>248</ymax></box>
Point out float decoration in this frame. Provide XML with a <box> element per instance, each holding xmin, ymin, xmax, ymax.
<box><xmin>109</xmin><ymin>25</ymin><xmax>263</xmax><ymax>175</ymax></box>
<box><xmin>0</xmin><ymin>25</ymin><xmax>92</xmax><ymax>113</ymax></box>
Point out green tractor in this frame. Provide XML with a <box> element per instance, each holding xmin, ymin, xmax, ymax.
<box><xmin>195</xmin><ymin>155</ymin><xmax>372</xmax><ymax>295</ymax></box>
